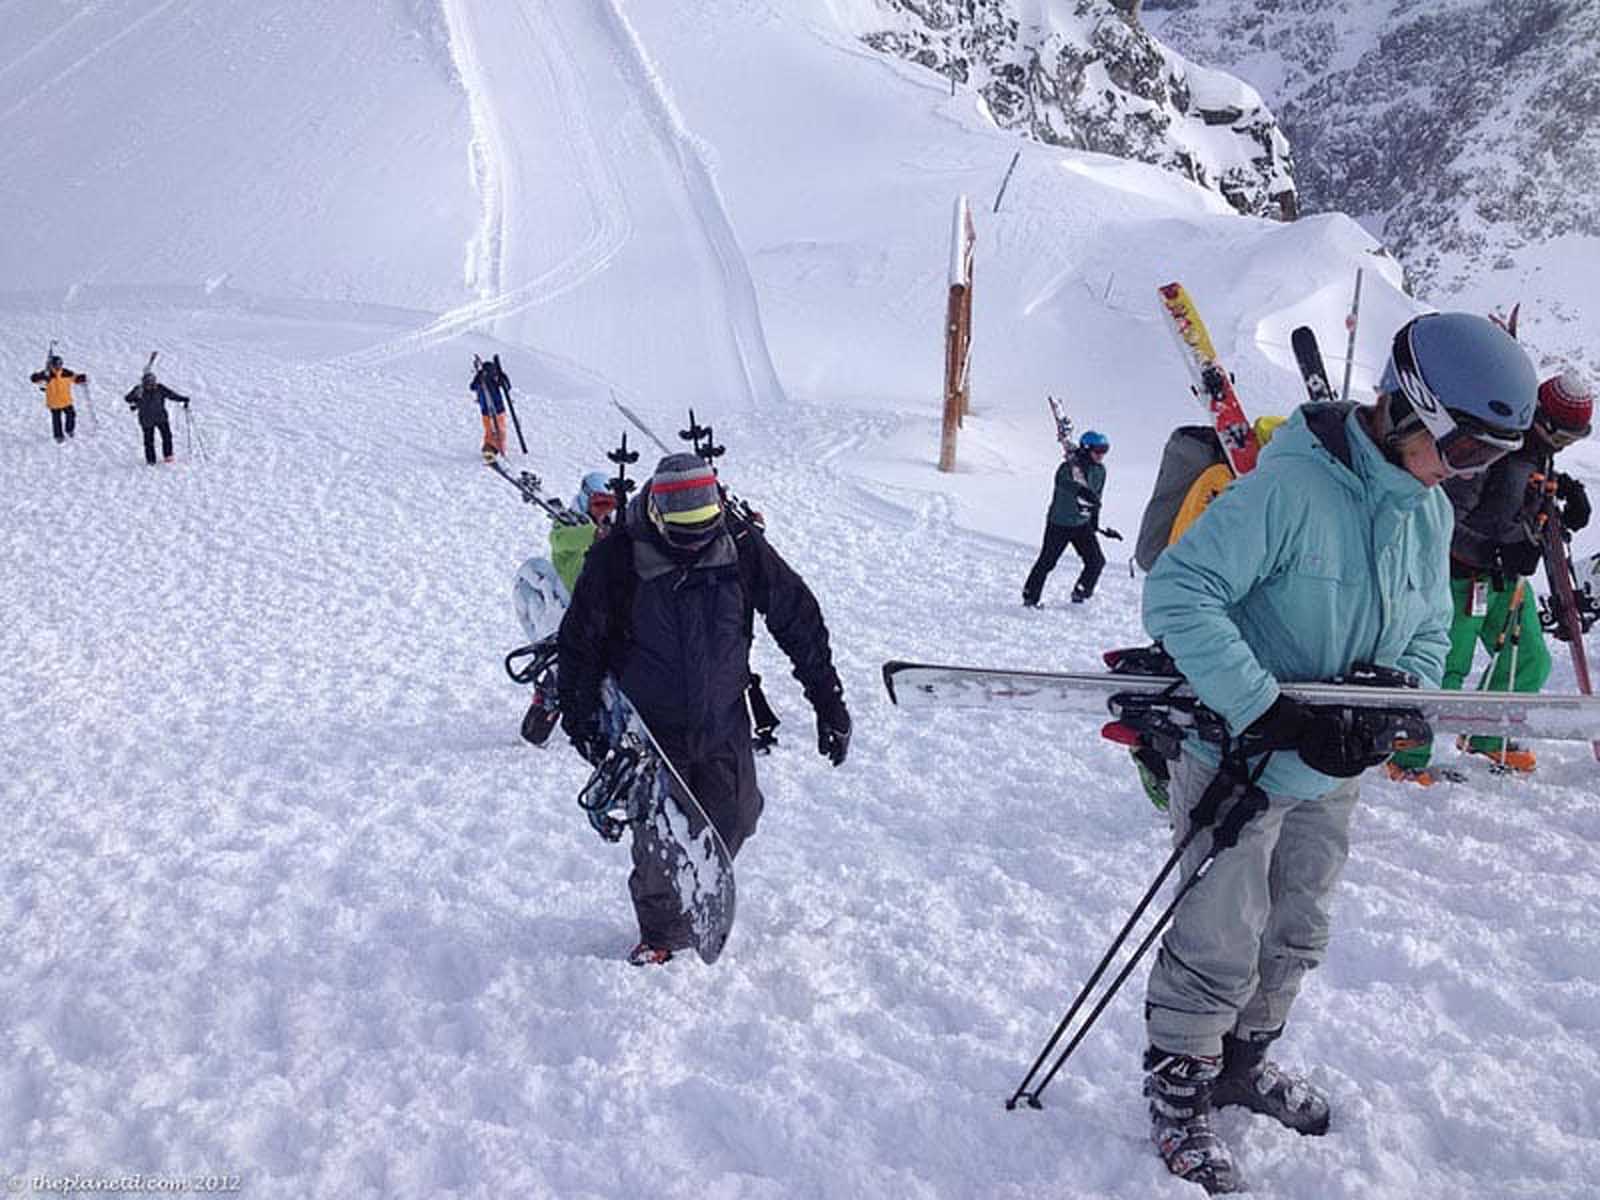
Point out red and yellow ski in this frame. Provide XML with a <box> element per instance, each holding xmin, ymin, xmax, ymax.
<box><xmin>1157</xmin><ymin>282</ymin><xmax>1260</xmax><ymax>475</ymax></box>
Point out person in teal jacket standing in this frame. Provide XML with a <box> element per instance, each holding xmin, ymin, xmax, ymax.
<box><xmin>1022</xmin><ymin>430</ymin><xmax>1111</xmax><ymax>606</ymax></box>
<box><xmin>1137</xmin><ymin>312</ymin><xmax>1537</xmax><ymax>1195</ymax></box>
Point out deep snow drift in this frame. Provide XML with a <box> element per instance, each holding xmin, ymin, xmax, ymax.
<box><xmin>3</xmin><ymin>2</ymin><xmax>1597</xmax><ymax>1198</ymax></box>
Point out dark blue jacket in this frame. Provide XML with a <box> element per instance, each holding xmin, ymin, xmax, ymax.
<box><xmin>557</xmin><ymin>499</ymin><xmax>840</xmax><ymax>758</ymax></box>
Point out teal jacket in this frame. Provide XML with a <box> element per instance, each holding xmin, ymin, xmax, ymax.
<box><xmin>1142</xmin><ymin>405</ymin><xmax>1454</xmax><ymax>799</ymax></box>
<box><xmin>1048</xmin><ymin>450</ymin><xmax>1105</xmax><ymax>528</ymax></box>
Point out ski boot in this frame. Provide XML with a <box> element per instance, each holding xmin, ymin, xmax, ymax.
<box><xmin>1211</xmin><ymin>1031</ymin><xmax>1330</xmax><ymax>1136</ymax></box>
<box><xmin>1384</xmin><ymin>761</ymin><xmax>1436</xmax><ymax>787</ymax></box>
<box><xmin>1145</xmin><ymin>1047</ymin><xmax>1243</xmax><ymax>1194</ymax></box>
<box><xmin>626</xmin><ymin>942</ymin><xmax>674</xmax><ymax>967</ymax></box>
<box><xmin>1071</xmin><ymin>586</ymin><xmax>1091</xmax><ymax>604</ymax></box>
<box><xmin>1456</xmin><ymin>736</ymin><xmax>1536</xmax><ymax>774</ymax></box>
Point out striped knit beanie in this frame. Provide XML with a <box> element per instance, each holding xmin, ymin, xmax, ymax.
<box><xmin>1537</xmin><ymin>370</ymin><xmax>1594</xmax><ymax>433</ymax></box>
<box><xmin>647</xmin><ymin>453</ymin><xmax>724</xmax><ymax>548</ymax></box>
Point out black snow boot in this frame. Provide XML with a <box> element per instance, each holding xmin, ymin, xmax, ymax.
<box><xmin>1144</xmin><ymin>1046</ymin><xmax>1244</xmax><ymax>1195</ymax></box>
<box><xmin>1212</xmin><ymin>1031</ymin><xmax>1330</xmax><ymax>1136</ymax></box>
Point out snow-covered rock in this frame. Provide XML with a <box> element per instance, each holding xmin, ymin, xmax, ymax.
<box><xmin>857</xmin><ymin>0</ymin><xmax>1297</xmax><ymax>218</ymax></box>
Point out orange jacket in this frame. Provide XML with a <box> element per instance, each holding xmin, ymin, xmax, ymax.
<box><xmin>30</xmin><ymin>367</ymin><xmax>87</xmax><ymax>410</ymax></box>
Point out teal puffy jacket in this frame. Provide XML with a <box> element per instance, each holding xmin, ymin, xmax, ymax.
<box><xmin>1142</xmin><ymin>404</ymin><xmax>1453</xmax><ymax>799</ymax></box>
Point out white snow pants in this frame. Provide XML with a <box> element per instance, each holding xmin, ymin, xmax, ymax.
<box><xmin>1144</xmin><ymin>748</ymin><xmax>1360</xmax><ymax>1058</ymax></box>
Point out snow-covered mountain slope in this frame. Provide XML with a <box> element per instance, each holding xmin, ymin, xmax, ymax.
<box><xmin>851</xmin><ymin>0</ymin><xmax>1298</xmax><ymax>219</ymax></box>
<box><xmin>1143</xmin><ymin>0</ymin><xmax>1600</xmax><ymax>378</ymax></box>
<box><xmin>4</xmin><ymin>2</ymin><xmax>1598</xmax><ymax>1198</ymax></box>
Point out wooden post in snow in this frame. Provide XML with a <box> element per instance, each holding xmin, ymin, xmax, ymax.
<box><xmin>940</xmin><ymin>195</ymin><xmax>976</xmax><ymax>473</ymax></box>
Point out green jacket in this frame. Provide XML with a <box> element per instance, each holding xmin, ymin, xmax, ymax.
<box><xmin>1142</xmin><ymin>404</ymin><xmax>1453</xmax><ymax>799</ymax></box>
<box><xmin>550</xmin><ymin>523</ymin><xmax>598</xmax><ymax>593</ymax></box>
<box><xmin>1047</xmin><ymin>449</ymin><xmax>1105</xmax><ymax>528</ymax></box>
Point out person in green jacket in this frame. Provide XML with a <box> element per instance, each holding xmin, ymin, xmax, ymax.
<box><xmin>518</xmin><ymin>471</ymin><xmax>618</xmax><ymax>745</ymax></box>
<box><xmin>1022</xmin><ymin>430</ymin><xmax>1111</xmax><ymax>606</ymax></box>
<box><xmin>1137</xmin><ymin>312</ymin><xmax>1536</xmax><ymax>1195</ymax></box>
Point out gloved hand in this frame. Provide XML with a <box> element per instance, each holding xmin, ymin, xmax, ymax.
<box><xmin>811</xmin><ymin>685</ymin><xmax>851</xmax><ymax>767</ymax></box>
<box><xmin>561</xmin><ymin>708</ymin><xmax>610</xmax><ymax>766</ymax></box>
<box><xmin>1245</xmin><ymin>695</ymin><xmax>1390</xmax><ymax>778</ymax></box>
<box><xmin>1497</xmin><ymin>539</ymin><xmax>1542</xmax><ymax>578</ymax></box>
<box><xmin>1557</xmin><ymin>474</ymin><xmax>1590</xmax><ymax>532</ymax></box>
<box><xmin>1100</xmin><ymin>526</ymin><xmax>1124</xmax><ymax>541</ymax></box>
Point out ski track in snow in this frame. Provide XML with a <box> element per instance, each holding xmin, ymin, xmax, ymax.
<box><xmin>340</xmin><ymin>0</ymin><xmax>783</xmax><ymax>412</ymax></box>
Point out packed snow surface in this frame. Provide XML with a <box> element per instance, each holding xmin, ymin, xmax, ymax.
<box><xmin>3</xmin><ymin>2</ymin><xmax>1597</xmax><ymax>1198</ymax></box>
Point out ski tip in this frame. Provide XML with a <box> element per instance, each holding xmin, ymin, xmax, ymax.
<box><xmin>881</xmin><ymin>661</ymin><xmax>906</xmax><ymax>705</ymax></box>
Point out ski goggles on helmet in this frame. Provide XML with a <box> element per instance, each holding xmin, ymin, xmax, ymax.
<box><xmin>1390</xmin><ymin>327</ymin><xmax>1523</xmax><ymax>476</ymax></box>
<box><xmin>1536</xmin><ymin>413</ymin><xmax>1592</xmax><ymax>451</ymax></box>
<box><xmin>587</xmin><ymin>490</ymin><xmax>618</xmax><ymax>522</ymax></box>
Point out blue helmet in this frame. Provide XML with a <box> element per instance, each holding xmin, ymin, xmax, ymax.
<box><xmin>573</xmin><ymin>470</ymin><xmax>614</xmax><ymax>517</ymax></box>
<box><xmin>1080</xmin><ymin>430</ymin><xmax>1110</xmax><ymax>451</ymax></box>
<box><xmin>1381</xmin><ymin>312</ymin><xmax>1536</xmax><ymax>431</ymax></box>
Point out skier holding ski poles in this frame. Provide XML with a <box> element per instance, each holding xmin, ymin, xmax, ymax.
<box><xmin>29</xmin><ymin>354</ymin><xmax>89</xmax><ymax>443</ymax></box>
<box><xmin>1137</xmin><ymin>312</ymin><xmax>1535</xmax><ymax>1194</ymax></box>
<box><xmin>469</xmin><ymin>355</ymin><xmax>510</xmax><ymax>461</ymax></box>
<box><xmin>123</xmin><ymin>365</ymin><xmax>190</xmax><ymax>465</ymax></box>
<box><xmin>1387</xmin><ymin>369</ymin><xmax>1592</xmax><ymax>782</ymax></box>
<box><xmin>557</xmin><ymin>453</ymin><xmax>849</xmax><ymax>966</ymax></box>
<box><xmin>1022</xmin><ymin>430</ymin><xmax>1117</xmax><ymax>607</ymax></box>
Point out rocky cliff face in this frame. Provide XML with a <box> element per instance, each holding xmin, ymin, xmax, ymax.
<box><xmin>861</xmin><ymin>0</ymin><xmax>1298</xmax><ymax>219</ymax></box>
<box><xmin>1142</xmin><ymin>0</ymin><xmax>1600</xmax><ymax>299</ymax></box>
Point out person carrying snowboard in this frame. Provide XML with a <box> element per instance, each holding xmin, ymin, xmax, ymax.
<box><xmin>29</xmin><ymin>354</ymin><xmax>89</xmax><ymax>443</ymax></box>
<box><xmin>123</xmin><ymin>366</ymin><xmax>190</xmax><ymax>465</ymax></box>
<box><xmin>557</xmin><ymin>452</ymin><xmax>849</xmax><ymax>966</ymax></box>
<box><xmin>1386</xmin><ymin>369</ymin><xmax>1592</xmax><ymax>782</ymax></box>
<box><xmin>470</xmin><ymin>356</ymin><xmax>510</xmax><ymax>460</ymax></box>
<box><xmin>1022</xmin><ymin>430</ymin><xmax>1111</xmax><ymax>607</ymax></box>
<box><xmin>1137</xmin><ymin>312</ymin><xmax>1535</xmax><ymax>1194</ymax></box>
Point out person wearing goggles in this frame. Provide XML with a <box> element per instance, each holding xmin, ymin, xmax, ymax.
<box><xmin>1377</xmin><ymin>311</ymin><xmax>1535</xmax><ymax>481</ymax></box>
<box><xmin>1135</xmin><ymin>311</ymin><xmax>1535</xmax><ymax>1193</ymax></box>
<box><xmin>1388</xmin><ymin>367</ymin><xmax>1592</xmax><ymax>782</ymax></box>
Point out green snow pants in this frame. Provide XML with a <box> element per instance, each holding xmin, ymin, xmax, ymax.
<box><xmin>1389</xmin><ymin>574</ymin><xmax>1552</xmax><ymax>769</ymax></box>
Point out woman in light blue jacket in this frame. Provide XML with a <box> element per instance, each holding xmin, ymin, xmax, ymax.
<box><xmin>1139</xmin><ymin>313</ymin><xmax>1537</xmax><ymax>1195</ymax></box>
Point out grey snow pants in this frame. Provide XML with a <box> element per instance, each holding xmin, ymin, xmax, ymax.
<box><xmin>1145</xmin><ymin>748</ymin><xmax>1360</xmax><ymax>1058</ymax></box>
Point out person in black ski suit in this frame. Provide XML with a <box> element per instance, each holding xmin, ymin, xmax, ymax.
<box><xmin>1022</xmin><ymin>430</ymin><xmax>1112</xmax><ymax>606</ymax></box>
<box><xmin>557</xmin><ymin>452</ymin><xmax>850</xmax><ymax>966</ymax></box>
<box><xmin>123</xmin><ymin>368</ymin><xmax>190</xmax><ymax>465</ymax></box>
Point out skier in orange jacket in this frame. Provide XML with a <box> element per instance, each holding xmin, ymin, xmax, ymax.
<box><xmin>29</xmin><ymin>354</ymin><xmax>89</xmax><ymax>443</ymax></box>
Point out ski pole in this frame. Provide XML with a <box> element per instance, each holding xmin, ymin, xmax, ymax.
<box><xmin>1339</xmin><ymin>268</ymin><xmax>1363</xmax><ymax>405</ymax></box>
<box><xmin>1006</xmin><ymin>758</ymin><xmax>1266</xmax><ymax>1110</ymax></box>
<box><xmin>188</xmin><ymin>405</ymin><xmax>210</xmax><ymax>463</ymax></box>
<box><xmin>496</xmin><ymin>355</ymin><xmax>528</xmax><ymax>455</ymax></box>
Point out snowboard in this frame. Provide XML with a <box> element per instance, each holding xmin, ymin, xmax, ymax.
<box><xmin>1157</xmin><ymin>282</ymin><xmax>1260</xmax><ymax>475</ymax></box>
<box><xmin>1290</xmin><ymin>326</ymin><xmax>1334</xmax><ymax>403</ymax></box>
<box><xmin>583</xmin><ymin>684</ymin><xmax>736</xmax><ymax>963</ymax></box>
<box><xmin>881</xmin><ymin>660</ymin><xmax>1600</xmax><ymax>745</ymax></box>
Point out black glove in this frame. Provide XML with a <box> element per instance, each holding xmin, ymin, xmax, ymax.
<box><xmin>811</xmin><ymin>685</ymin><xmax>851</xmax><ymax>767</ymax></box>
<box><xmin>1100</xmin><ymin>526</ymin><xmax>1123</xmax><ymax>541</ymax></box>
<box><xmin>1246</xmin><ymin>695</ymin><xmax>1390</xmax><ymax>778</ymax></box>
<box><xmin>1557</xmin><ymin>474</ymin><xmax>1590</xmax><ymax>532</ymax></box>
<box><xmin>561</xmin><ymin>708</ymin><xmax>610</xmax><ymax>766</ymax></box>
<box><xmin>1496</xmin><ymin>539</ymin><xmax>1542</xmax><ymax>578</ymax></box>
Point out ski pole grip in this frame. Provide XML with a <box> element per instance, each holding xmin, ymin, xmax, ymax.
<box><xmin>1210</xmin><ymin>785</ymin><xmax>1268</xmax><ymax>853</ymax></box>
